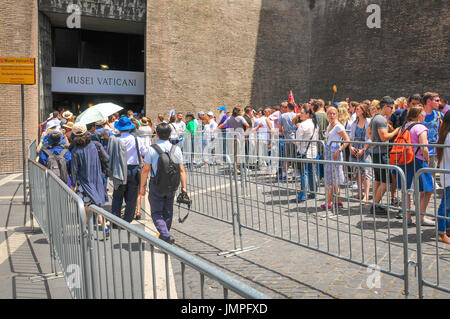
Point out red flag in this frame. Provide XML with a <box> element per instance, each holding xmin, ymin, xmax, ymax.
<box><xmin>289</xmin><ymin>90</ymin><xmax>299</xmax><ymax>113</ymax></box>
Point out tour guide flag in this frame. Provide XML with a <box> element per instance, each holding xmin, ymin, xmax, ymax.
<box><xmin>288</xmin><ymin>90</ymin><xmax>299</xmax><ymax>113</ymax></box>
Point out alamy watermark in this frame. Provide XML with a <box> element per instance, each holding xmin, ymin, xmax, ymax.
<box><xmin>66</xmin><ymin>4</ymin><xmax>81</xmax><ymax>29</ymax></box>
<box><xmin>366</xmin><ymin>264</ymin><xmax>381</xmax><ymax>289</ymax></box>
<box><xmin>66</xmin><ymin>264</ymin><xmax>82</xmax><ymax>290</ymax></box>
<box><xmin>367</xmin><ymin>4</ymin><xmax>381</xmax><ymax>29</ymax></box>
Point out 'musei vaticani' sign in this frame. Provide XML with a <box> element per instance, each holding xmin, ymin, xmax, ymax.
<box><xmin>51</xmin><ymin>67</ymin><xmax>144</xmax><ymax>95</ymax></box>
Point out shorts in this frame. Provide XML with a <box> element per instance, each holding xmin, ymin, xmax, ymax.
<box><xmin>396</xmin><ymin>158</ymin><xmax>434</xmax><ymax>192</ymax></box>
<box><xmin>75</xmin><ymin>185</ymin><xmax>94</xmax><ymax>206</ymax></box>
<box><xmin>372</xmin><ymin>153</ymin><xmax>389</xmax><ymax>184</ymax></box>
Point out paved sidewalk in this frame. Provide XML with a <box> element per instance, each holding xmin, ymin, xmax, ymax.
<box><xmin>0</xmin><ymin>173</ymin><xmax>71</xmax><ymax>299</ymax></box>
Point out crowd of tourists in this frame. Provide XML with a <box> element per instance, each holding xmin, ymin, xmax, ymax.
<box><xmin>35</xmin><ymin>91</ymin><xmax>450</xmax><ymax>244</ymax></box>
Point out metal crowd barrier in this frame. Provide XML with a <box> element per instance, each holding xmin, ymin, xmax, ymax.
<box><xmin>414</xmin><ymin>168</ymin><xmax>450</xmax><ymax>299</ymax></box>
<box><xmin>181</xmin><ymin>134</ymin><xmax>450</xmax><ymax>298</ymax></box>
<box><xmin>28</xmin><ymin>159</ymin><xmax>91</xmax><ymax>298</ymax></box>
<box><xmin>86</xmin><ymin>205</ymin><xmax>269</xmax><ymax>299</ymax></box>
<box><xmin>28</xmin><ymin>139</ymin><xmax>37</xmax><ymax>161</ymax></box>
<box><xmin>27</xmin><ymin>156</ymin><xmax>268</xmax><ymax>299</ymax></box>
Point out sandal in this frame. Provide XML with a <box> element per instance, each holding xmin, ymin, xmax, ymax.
<box><xmin>438</xmin><ymin>233</ymin><xmax>450</xmax><ymax>244</ymax></box>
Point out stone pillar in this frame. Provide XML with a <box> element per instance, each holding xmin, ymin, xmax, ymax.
<box><xmin>38</xmin><ymin>11</ymin><xmax>53</xmax><ymax>123</ymax></box>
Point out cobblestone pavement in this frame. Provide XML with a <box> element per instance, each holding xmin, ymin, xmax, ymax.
<box><xmin>163</xmin><ymin>163</ymin><xmax>450</xmax><ymax>299</ymax></box>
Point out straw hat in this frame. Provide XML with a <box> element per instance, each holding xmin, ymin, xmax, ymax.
<box><xmin>62</xmin><ymin>111</ymin><xmax>73</xmax><ymax>119</ymax></box>
<box><xmin>62</xmin><ymin>122</ymin><xmax>74</xmax><ymax>130</ymax></box>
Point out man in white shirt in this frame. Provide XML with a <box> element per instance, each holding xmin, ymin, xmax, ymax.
<box><xmin>109</xmin><ymin>116</ymin><xmax>147</xmax><ymax>223</ymax></box>
<box><xmin>139</xmin><ymin>122</ymin><xmax>187</xmax><ymax>244</ymax></box>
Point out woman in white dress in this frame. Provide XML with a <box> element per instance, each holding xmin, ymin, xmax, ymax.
<box><xmin>322</xmin><ymin>106</ymin><xmax>351</xmax><ymax>210</ymax></box>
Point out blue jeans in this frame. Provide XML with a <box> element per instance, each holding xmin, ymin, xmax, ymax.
<box><xmin>148</xmin><ymin>181</ymin><xmax>176</xmax><ymax>238</ymax></box>
<box><xmin>298</xmin><ymin>162</ymin><xmax>317</xmax><ymax>200</ymax></box>
<box><xmin>438</xmin><ymin>186</ymin><xmax>450</xmax><ymax>233</ymax></box>
<box><xmin>278</xmin><ymin>141</ymin><xmax>285</xmax><ymax>177</ymax></box>
<box><xmin>111</xmin><ymin>165</ymin><xmax>140</xmax><ymax>223</ymax></box>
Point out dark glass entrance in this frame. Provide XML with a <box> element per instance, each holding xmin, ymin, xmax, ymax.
<box><xmin>53</xmin><ymin>93</ymin><xmax>145</xmax><ymax>116</ymax></box>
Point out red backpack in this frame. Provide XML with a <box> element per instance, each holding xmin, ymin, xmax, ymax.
<box><xmin>389</xmin><ymin>123</ymin><xmax>420</xmax><ymax>166</ymax></box>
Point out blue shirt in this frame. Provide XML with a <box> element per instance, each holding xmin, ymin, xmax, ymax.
<box><xmin>39</xmin><ymin>145</ymin><xmax>72</xmax><ymax>186</ymax></box>
<box><xmin>279</xmin><ymin>112</ymin><xmax>297</xmax><ymax>139</ymax></box>
<box><xmin>423</xmin><ymin>110</ymin><xmax>443</xmax><ymax>156</ymax></box>
<box><xmin>144</xmin><ymin>140</ymin><xmax>183</xmax><ymax>177</ymax></box>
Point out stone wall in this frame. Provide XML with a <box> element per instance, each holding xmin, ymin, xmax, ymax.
<box><xmin>0</xmin><ymin>0</ymin><xmax>39</xmax><ymax>171</ymax></box>
<box><xmin>308</xmin><ymin>0</ymin><xmax>449</xmax><ymax>102</ymax></box>
<box><xmin>39</xmin><ymin>12</ymin><xmax>53</xmax><ymax>122</ymax></box>
<box><xmin>145</xmin><ymin>0</ymin><xmax>263</xmax><ymax>119</ymax></box>
<box><xmin>146</xmin><ymin>0</ymin><xmax>449</xmax><ymax>118</ymax></box>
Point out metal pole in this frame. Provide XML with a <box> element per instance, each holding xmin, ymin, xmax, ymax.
<box><xmin>21</xmin><ymin>84</ymin><xmax>27</xmax><ymax>205</ymax></box>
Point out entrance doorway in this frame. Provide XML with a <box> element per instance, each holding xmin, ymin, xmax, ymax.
<box><xmin>52</xmin><ymin>93</ymin><xmax>145</xmax><ymax>116</ymax></box>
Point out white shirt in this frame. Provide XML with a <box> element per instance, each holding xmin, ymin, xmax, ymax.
<box><xmin>119</xmin><ymin>132</ymin><xmax>148</xmax><ymax>165</ymax></box>
<box><xmin>144</xmin><ymin>140</ymin><xmax>183</xmax><ymax>177</ymax></box>
<box><xmin>204</xmin><ymin>122</ymin><xmax>218</xmax><ymax>139</ymax></box>
<box><xmin>172</xmin><ymin>120</ymin><xmax>186</xmax><ymax>137</ymax></box>
<box><xmin>269</xmin><ymin>111</ymin><xmax>281</xmax><ymax>130</ymax></box>
<box><xmin>296</xmin><ymin>118</ymin><xmax>318</xmax><ymax>158</ymax></box>
<box><xmin>254</xmin><ymin>116</ymin><xmax>271</xmax><ymax>141</ymax></box>
<box><xmin>169</xmin><ymin>123</ymin><xmax>179</xmax><ymax>139</ymax></box>
<box><xmin>327</xmin><ymin>123</ymin><xmax>345</xmax><ymax>146</ymax></box>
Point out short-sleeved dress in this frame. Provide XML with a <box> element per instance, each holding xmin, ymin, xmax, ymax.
<box><xmin>325</xmin><ymin>123</ymin><xmax>345</xmax><ymax>186</ymax></box>
<box><xmin>349</xmin><ymin>118</ymin><xmax>371</xmax><ymax>177</ymax></box>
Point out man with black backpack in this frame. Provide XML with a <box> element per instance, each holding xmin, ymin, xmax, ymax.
<box><xmin>39</xmin><ymin>131</ymin><xmax>71</xmax><ymax>186</ymax></box>
<box><xmin>388</xmin><ymin>94</ymin><xmax>422</xmax><ymax>130</ymax></box>
<box><xmin>139</xmin><ymin>122</ymin><xmax>187</xmax><ymax>244</ymax></box>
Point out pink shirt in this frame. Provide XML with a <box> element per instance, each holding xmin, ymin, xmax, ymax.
<box><xmin>269</xmin><ymin>111</ymin><xmax>281</xmax><ymax>130</ymax></box>
<box><xmin>406</xmin><ymin>122</ymin><xmax>428</xmax><ymax>161</ymax></box>
<box><xmin>442</xmin><ymin>104</ymin><xmax>449</xmax><ymax>115</ymax></box>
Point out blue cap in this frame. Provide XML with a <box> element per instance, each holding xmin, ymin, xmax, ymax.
<box><xmin>333</xmin><ymin>102</ymin><xmax>339</xmax><ymax>107</ymax></box>
<box><xmin>114</xmin><ymin>116</ymin><xmax>135</xmax><ymax>131</ymax></box>
<box><xmin>218</xmin><ymin>106</ymin><xmax>227</xmax><ymax>111</ymax></box>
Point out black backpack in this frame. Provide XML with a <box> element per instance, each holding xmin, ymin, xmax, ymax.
<box><xmin>392</xmin><ymin>109</ymin><xmax>407</xmax><ymax>129</ymax></box>
<box><xmin>43</xmin><ymin>148</ymin><xmax>69</xmax><ymax>184</ymax></box>
<box><xmin>151</xmin><ymin>144</ymin><xmax>181</xmax><ymax>195</ymax></box>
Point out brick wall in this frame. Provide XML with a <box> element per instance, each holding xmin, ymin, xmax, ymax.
<box><xmin>0</xmin><ymin>0</ymin><xmax>39</xmax><ymax>171</ymax></box>
<box><xmin>308</xmin><ymin>0</ymin><xmax>450</xmax><ymax>102</ymax></box>
<box><xmin>145</xmin><ymin>0</ymin><xmax>263</xmax><ymax>119</ymax></box>
<box><xmin>146</xmin><ymin>0</ymin><xmax>448</xmax><ymax>116</ymax></box>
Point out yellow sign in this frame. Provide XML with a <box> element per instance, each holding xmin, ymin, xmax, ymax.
<box><xmin>332</xmin><ymin>85</ymin><xmax>337</xmax><ymax>93</ymax></box>
<box><xmin>0</xmin><ymin>58</ymin><xmax>35</xmax><ymax>85</ymax></box>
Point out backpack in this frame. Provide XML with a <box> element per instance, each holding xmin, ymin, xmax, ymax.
<box><xmin>151</xmin><ymin>144</ymin><xmax>181</xmax><ymax>195</ymax></box>
<box><xmin>389</xmin><ymin>123</ymin><xmax>420</xmax><ymax>166</ymax></box>
<box><xmin>43</xmin><ymin>148</ymin><xmax>69</xmax><ymax>184</ymax></box>
<box><xmin>391</xmin><ymin>109</ymin><xmax>407</xmax><ymax>129</ymax></box>
<box><xmin>93</xmin><ymin>142</ymin><xmax>109</xmax><ymax>177</ymax></box>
